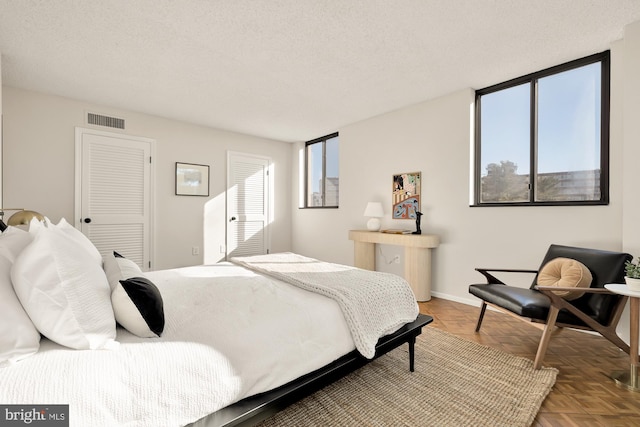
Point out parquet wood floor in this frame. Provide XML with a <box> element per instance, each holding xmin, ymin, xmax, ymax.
<box><xmin>419</xmin><ymin>297</ymin><xmax>640</xmax><ymax>426</ymax></box>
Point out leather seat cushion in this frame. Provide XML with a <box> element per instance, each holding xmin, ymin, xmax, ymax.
<box><xmin>469</xmin><ymin>283</ymin><xmax>588</xmax><ymax>326</ymax></box>
<box><xmin>537</xmin><ymin>257</ymin><xmax>592</xmax><ymax>301</ymax></box>
<box><xmin>469</xmin><ymin>284</ymin><xmax>550</xmax><ymax>320</ymax></box>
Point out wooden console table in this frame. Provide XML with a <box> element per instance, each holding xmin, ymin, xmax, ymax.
<box><xmin>348</xmin><ymin>230</ymin><xmax>440</xmax><ymax>301</ymax></box>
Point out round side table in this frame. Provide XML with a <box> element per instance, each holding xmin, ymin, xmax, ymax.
<box><xmin>605</xmin><ymin>283</ymin><xmax>640</xmax><ymax>392</ymax></box>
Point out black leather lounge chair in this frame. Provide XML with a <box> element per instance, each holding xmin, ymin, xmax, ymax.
<box><xmin>469</xmin><ymin>244</ymin><xmax>632</xmax><ymax>369</ymax></box>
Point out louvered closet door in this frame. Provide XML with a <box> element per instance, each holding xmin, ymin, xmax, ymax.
<box><xmin>227</xmin><ymin>152</ymin><xmax>270</xmax><ymax>258</ymax></box>
<box><xmin>77</xmin><ymin>129</ymin><xmax>152</xmax><ymax>270</ymax></box>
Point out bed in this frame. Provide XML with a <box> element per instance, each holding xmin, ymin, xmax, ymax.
<box><xmin>0</xmin><ymin>220</ymin><xmax>432</xmax><ymax>427</ymax></box>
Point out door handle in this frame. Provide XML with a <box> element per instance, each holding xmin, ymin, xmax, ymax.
<box><xmin>83</xmin><ymin>218</ymin><xmax>92</xmax><ymax>223</ymax></box>
<box><xmin>230</xmin><ymin>216</ymin><xmax>237</xmax><ymax>221</ymax></box>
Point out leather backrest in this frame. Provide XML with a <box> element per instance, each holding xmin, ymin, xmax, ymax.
<box><xmin>530</xmin><ymin>244</ymin><xmax>632</xmax><ymax>324</ymax></box>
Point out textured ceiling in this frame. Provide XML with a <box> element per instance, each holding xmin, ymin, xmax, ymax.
<box><xmin>1</xmin><ymin>1</ymin><xmax>639</xmax><ymax>142</ymax></box>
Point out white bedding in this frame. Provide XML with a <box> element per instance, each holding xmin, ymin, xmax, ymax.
<box><xmin>231</xmin><ymin>252</ymin><xmax>419</xmax><ymax>358</ymax></box>
<box><xmin>0</xmin><ymin>263</ymin><xmax>355</xmax><ymax>427</ymax></box>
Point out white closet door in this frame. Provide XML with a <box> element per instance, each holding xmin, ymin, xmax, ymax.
<box><xmin>227</xmin><ymin>152</ymin><xmax>270</xmax><ymax>258</ymax></box>
<box><xmin>75</xmin><ymin>128</ymin><xmax>153</xmax><ymax>270</ymax></box>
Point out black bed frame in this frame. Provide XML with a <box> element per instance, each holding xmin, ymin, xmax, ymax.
<box><xmin>192</xmin><ymin>313</ymin><xmax>433</xmax><ymax>427</ymax></box>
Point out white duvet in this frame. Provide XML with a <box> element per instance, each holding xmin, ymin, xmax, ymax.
<box><xmin>0</xmin><ymin>263</ymin><xmax>355</xmax><ymax>427</ymax></box>
<box><xmin>232</xmin><ymin>252</ymin><xmax>419</xmax><ymax>358</ymax></box>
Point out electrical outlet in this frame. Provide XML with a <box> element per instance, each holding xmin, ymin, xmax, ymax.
<box><xmin>192</xmin><ymin>246</ymin><xmax>200</xmax><ymax>256</ymax></box>
<box><xmin>393</xmin><ymin>255</ymin><xmax>400</xmax><ymax>264</ymax></box>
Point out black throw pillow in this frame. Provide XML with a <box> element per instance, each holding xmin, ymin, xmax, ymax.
<box><xmin>112</xmin><ymin>276</ymin><xmax>164</xmax><ymax>338</ymax></box>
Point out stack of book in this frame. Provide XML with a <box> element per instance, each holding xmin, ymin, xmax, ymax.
<box><xmin>381</xmin><ymin>229</ymin><xmax>412</xmax><ymax>234</ymax></box>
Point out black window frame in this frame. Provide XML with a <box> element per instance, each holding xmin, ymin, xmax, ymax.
<box><xmin>473</xmin><ymin>50</ymin><xmax>610</xmax><ymax>207</ymax></box>
<box><xmin>303</xmin><ymin>132</ymin><xmax>339</xmax><ymax>209</ymax></box>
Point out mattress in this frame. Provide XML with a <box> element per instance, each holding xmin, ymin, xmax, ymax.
<box><xmin>0</xmin><ymin>263</ymin><xmax>355</xmax><ymax>427</ymax></box>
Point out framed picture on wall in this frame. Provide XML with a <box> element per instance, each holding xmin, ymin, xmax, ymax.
<box><xmin>176</xmin><ymin>162</ymin><xmax>210</xmax><ymax>196</ymax></box>
<box><xmin>392</xmin><ymin>172</ymin><xmax>421</xmax><ymax>219</ymax></box>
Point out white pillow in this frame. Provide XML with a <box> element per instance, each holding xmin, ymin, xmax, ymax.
<box><xmin>0</xmin><ymin>227</ymin><xmax>40</xmax><ymax>366</ymax></box>
<box><xmin>11</xmin><ymin>222</ymin><xmax>117</xmax><ymax>350</ymax></box>
<box><xmin>103</xmin><ymin>251</ymin><xmax>143</xmax><ymax>292</ymax></box>
<box><xmin>0</xmin><ymin>225</ymin><xmax>34</xmax><ymax>261</ymax></box>
<box><xmin>55</xmin><ymin>218</ymin><xmax>102</xmax><ymax>265</ymax></box>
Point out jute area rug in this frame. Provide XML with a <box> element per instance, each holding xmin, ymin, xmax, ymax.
<box><xmin>257</xmin><ymin>327</ymin><xmax>557</xmax><ymax>427</ymax></box>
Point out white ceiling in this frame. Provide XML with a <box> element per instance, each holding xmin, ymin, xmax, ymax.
<box><xmin>1</xmin><ymin>1</ymin><xmax>639</xmax><ymax>143</ymax></box>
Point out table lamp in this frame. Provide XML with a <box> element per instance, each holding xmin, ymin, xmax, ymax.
<box><xmin>0</xmin><ymin>209</ymin><xmax>45</xmax><ymax>231</ymax></box>
<box><xmin>363</xmin><ymin>202</ymin><xmax>384</xmax><ymax>231</ymax></box>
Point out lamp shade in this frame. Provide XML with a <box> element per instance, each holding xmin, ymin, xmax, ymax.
<box><xmin>363</xmin><ymin>202</ymin><xmax>384</xmax><ymax>218</ymax></box>
<box><xmin>364</xmin><ymin>202</ymin><xmax>384</xmax><ymax>231</ymax></box>
<box><xmin>7</xmin><ymin>210</ymin><xmax>45</xmax><ymax>226</ymax></box>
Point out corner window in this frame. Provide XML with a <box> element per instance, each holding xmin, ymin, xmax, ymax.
<box><xmin>304</xmin><ymin>133</ymin><xmax>339</xmax><ymax>208</ymax></box>
<box><xmin>474</xmin><ymin>51</ymin><xmax>610</xmax><ymax>206</ymax></box>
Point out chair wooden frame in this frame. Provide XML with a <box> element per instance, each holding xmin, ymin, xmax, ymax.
<box><xmin>534</xmin><ymin>286</ymin><xmax>629</xmax><ymax>369</ymax></box>
<box><xmin>473</xmin><ymin>267</ymin><xmax>630</xmax><ymax>370</ymax></box>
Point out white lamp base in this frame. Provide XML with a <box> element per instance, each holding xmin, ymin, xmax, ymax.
<box><xmin>367</xmin><ymin>217</ymin><xmax>381</xmax><ymax>231</ymax></box>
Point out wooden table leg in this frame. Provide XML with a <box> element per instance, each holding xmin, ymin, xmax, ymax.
<box><xmin>405</xmin><ymin>246</ymin><xmax>431</xmax><ymax>302</ymax></box>
<box><xmin>353</xmin><ymin>241</ymin><xmax>375</xmax><ymax>271</ymax></box>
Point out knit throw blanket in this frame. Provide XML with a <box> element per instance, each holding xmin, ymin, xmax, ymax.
<box><xmin>231</xmin><ymin>253</ymin><xmax>419</xmax><ymax>358</ymax></box>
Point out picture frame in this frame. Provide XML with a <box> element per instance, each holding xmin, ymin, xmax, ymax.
<box><xmin>392</xmin><ymin>172</ymin><xmax>421</xmax><ymax>219</ymax></box>
<box><xmin>175</xmin><ymin>162</ymin><xmax>210</xmax><ymax>196</ymax></box>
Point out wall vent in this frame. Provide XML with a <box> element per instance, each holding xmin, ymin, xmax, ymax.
<box><xmin>87</xmin><ymin>112</ymin><xmax>125</xmax><ymax>129</ymax></box>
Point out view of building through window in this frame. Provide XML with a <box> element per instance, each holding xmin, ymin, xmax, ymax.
<box><xmin>481</xmin><ymin>161</ymin><xmax>600</xmax><ymax>202</ymax></box>
<box><xmin>476</xmin><ymin>52</ymin><xmax>608</xmax><ymax>205</ymax></box>
<box><xmin>305</xmin><ymin>133</ymin><xmax>339</xmax><ymax>207</ymax></box>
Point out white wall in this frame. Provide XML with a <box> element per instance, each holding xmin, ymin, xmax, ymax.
<box><xmin>622</xmin><ymin>22</ymin><xmax>640</xmax><ymax>259</ymax></box>
<box><xmin>616</xmin><ymin>21</ymin><xmax>640</xmax><ymax>343</ymax></box>
<box><xmin>2</xmin><ymin>87</ymin><xmax>292</xmax><ymax>270</ymax></box>
<box><xmin>293</xmin><ymin>85</ymin><xmax>624</xmax><ymax>305</ymax></box>
<box><xmin>0</xmin><ymin>54</ymin><xmax>3</xmax><ymax>205</ymax></box>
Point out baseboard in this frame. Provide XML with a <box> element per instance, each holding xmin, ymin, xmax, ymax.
<box><xmin>429</xmin><ymin>291</ymin><xmax>534</xmax><ymax>315</ymax></box>
<box><xmin>430</xmin><ymin>291</ymin><xmax>482</xmax><ymax>307</ymax></box>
